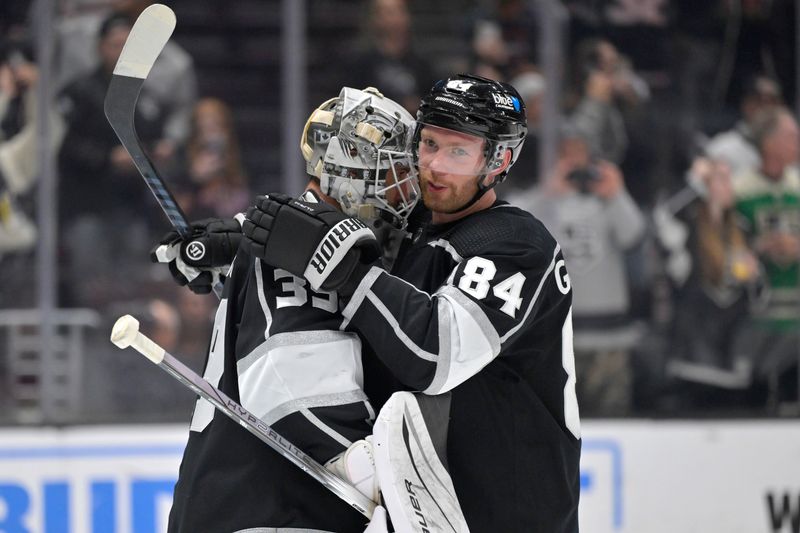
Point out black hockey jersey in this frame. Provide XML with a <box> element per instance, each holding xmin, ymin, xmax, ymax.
<box><xmin>342</xmin><ymin>201</ymin><xmax>582</xmax><ymax>532</ymax></box>
<box><xmin>168</xmin><ymin>246</ymin><xmax>372</xmax><ymax>533</ymax></box>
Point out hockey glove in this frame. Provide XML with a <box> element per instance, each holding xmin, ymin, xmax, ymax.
<box><xmin>150</xmin><ymin>216</ymin><xmax>244</xmax><ymax>294</ymax></box>
<box><xmin>241</xmin><ymin>193</ymin><xmax>380</xmax><ymax>292</ymax></box>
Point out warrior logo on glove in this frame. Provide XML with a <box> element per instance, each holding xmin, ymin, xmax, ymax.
<box><xmin>185</xmin><ymin>241</ymin><xmax>206</xmax><ymax>262</ymax></box>
<box><xmin>308</xmin><ymin>218</ymin><xmax>371</xmax><ymax>275</ymax></box>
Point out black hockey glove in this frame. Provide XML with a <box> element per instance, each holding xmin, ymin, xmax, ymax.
<box><xmin>150</xmin><ymin>216</ymin><xmax>243</xmax><ymax>294</ymax></box>
<box><xmin>241</xmin><ymin>193</ymin><xmax>380</xmax><ymax>292</ymax></box>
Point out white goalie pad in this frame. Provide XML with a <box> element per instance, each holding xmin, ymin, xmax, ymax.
<box><xmin>363</xmin><ymin>505</ymin><xmax>390</xmax><ymax>533</ymax></box>
<box><xmin>372</xmin><ymin>392</ymin><xmax>470</xmax><ymax>533</ymax></box>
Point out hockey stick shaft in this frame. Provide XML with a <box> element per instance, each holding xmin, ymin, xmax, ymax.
<box><xmin>104</xmin><ymin>4</ymin><xmax>222</xmax><ymax>296</ymax></box>
<box><xmin>110</xmin><ymin>314</ymin><xmax>376</xmax><ymax>519</ymax></box>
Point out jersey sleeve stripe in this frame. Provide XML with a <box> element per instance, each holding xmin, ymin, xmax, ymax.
<box><xmin>428</xmin><ymin>238</ymin><xmax>464</xmax><ymax>262</ymax></box>
<box><xmin>345</xmin><ymin>267</ymin><xmax>505</xmax><ymax>391</ymax></box>
<box><xmin>264</xmin><ymin>391</ymin><xmax>371</xmax><ymax>426</ymax></box>
<box><xmin>190</xmin><ymin>297</ymin><xmax>229</xmax><ymax>433</ymax></box>
<box><xmin>364</xmin><ymin>291</ymin><xmax>439</xmax><ymax>362</ymax></box>
<box><xmin>426</xmin><ymin>289</ymin><xmax>500</xmax><ymax>394</ymax></box>
<box><xmin>439</xmin><ymin>286</ymin><xmax>502</xmax><ymax>351</ymax></box>
<box><xmin>299</xmin><ymin>407</ymin><xmax>355</xmax><ymax>448</ymax></box>
<box><xmin>499</xmin><ymin>244</ymin><xmax>561</xmax><ymax>344</ymax></box>
<box><xmin>254</xmin><ymin>258</ymin><xmax>273</xmax><ymax>339</ymax></box>
<box><xmin>340</xmin><ymin>265</ymin><xmax>385</xmax><ymax>329</ymax></box>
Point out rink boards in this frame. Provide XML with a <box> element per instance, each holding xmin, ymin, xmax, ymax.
<box><xmin>0</xmin><ymin>420</ymin><xmax>798</xmax><ymax>533</ymax></box>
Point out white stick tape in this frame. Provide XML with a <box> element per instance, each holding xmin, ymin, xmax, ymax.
<box><xmin>110</xmin><ymin>315</ymin><xmax>166</xmax><ymax>364</ymax></box>
<box><xmin>113</xmin><ymin>4</ymin><xmax>176</xmax><ymax>79</ymax></box>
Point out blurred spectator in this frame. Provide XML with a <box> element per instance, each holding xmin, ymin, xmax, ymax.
<box><xmin>56</xmin><ymin>0</ymin><xmax>197</xmax><ymax>153</ymax></box>
<box><xmin>511</xmin><ymin>127</ymin><xmax>646</xmax><ymax>415</ymax></box>
<box><xmin>147</xmin><ymin>297</ymin><xmax>182</xmax><ymax>352</ymax></box>
<box><xmin>568</xmin><ymin>37</ymin><xmax>660</xmax><ymax>205</ymax></box>
<box><xmin>720</xmin><ymin>0</ymin><xmax>796</xmax><ymax>112</ymax></box>
<box><xmin>0</xmin><ymin>29</ymin><xmax>64</xmax><ymax>255</ymax></box>
<box><xmin>104</xmin><ymin>297</ymin><xmax>195</xmax><ymax>420</ymax></box>
<box><xmin>565</xmin><ymin>0</ymin><xmax>672</xmax><ymax>75</ymax></box>
<box><xmin>466</xmin><ymin>0</ymin><xmax>539</xmax><ymax>82</ymax></box>
<box><xmin>346</xmin><ymin>0</ymin><xmax>435</xmax><ymax>113</ymax></box>
<box><xmin>500</xmin><ymin>69</ymin><xmax>545</xmax><ymax>193</ymax></box>
<box><xmin>705</xmin><ymin>74</ymin><xmax>783</xmax><ymax>177</ymax></box>
<box><xmin>733</xmin><ymin>105</ymin><xmax>800</xmax><ymax>406</ymax></box>
<box><xmin>174</xmin><ymin>287</ymin><xmax>215</xmax><ymax>372</ymax></box>
<box><xmin>669</xmin><ymin>0</ymin><xmax>728</xmax><ymax>132</ymax></box>
<box><xmin>175</xmin><ymin>98</ymin><xmax>250</xmax><ymax>220</ymax></box>
<box><xmin>470</xmin><ymin>18</ymin><xmax>511</xmax><ymax>82</ymax></box>
<box><xmin>568</xmin><ymin>38</ymin><xmax>646</xmax><ymax>165</ymax></box>
<box><xmin>57</xmin><ymin>12</ymin><xmax>167</xmax><ymax>306</ymax></box>
<box><xmin>655</xmin><ymin>157</ymin><xmax>762</xmax><ymax>392</ymax></box>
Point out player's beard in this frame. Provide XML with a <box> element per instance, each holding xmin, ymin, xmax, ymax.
<box><xmin>419</xmin><ymin>168</ymin><xmax>479</xmax><ymax>215</ymax></box>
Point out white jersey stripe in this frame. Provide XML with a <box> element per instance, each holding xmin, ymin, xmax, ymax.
<box><xmin>238</xmin><ymin>330</ymin><xmax>358</xmax><ymax>375</ymax></box>
<box><xmin>427</xmin><ymin>238</ymin><xmax>464</xmax><ymax>263</ymax></box>
<box><xmin>238</xmin><ymin>334</ymin><xmax>365</xmax><ymax>426</ymax></box>
<box><xmin>340</xmin><ymin>266</ymin><xmax>384</xmax><ymax>330</ymax></box>
<box><xmin>254</xmin><ymin>258</ymin><xmax>273</xmax><ymax>339</ymax></box>
<box><xmin>190</xmin><ymin>297</ymin><xmax>229</xmax><ymax>432</ymax></box>
<box><xmin>262</xmin><ymin>390</ymin><xmax>371</xmax><ymax>426</ymax></box>
<box><xmin>364</xmin><ymin>291</ymin><xmax>439</xmax><ymax>362</ymax></box>
<box><xmin>500</xmin><ymin>244</ymin><xmax>560</xmax><ymax>343</ymax></box>
<box><xmin>300</xmin><ymin>407</ymin><xmax>353</xmax><ymax>448</ymax></box>
<box><xmin>426</xmin><ymin>290</ymin><xmax>498</xmax><ymax>394</ymax></box>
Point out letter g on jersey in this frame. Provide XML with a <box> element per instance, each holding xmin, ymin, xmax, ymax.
<box><xmin>555</xmin><ymin>259</ymin><xmax>571</xmax><ymax>295</ymax></box>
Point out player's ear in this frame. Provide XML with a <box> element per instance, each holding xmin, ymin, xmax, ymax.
<box><xmin>486</xmin><ymin>148</ymin><xmax>513</xmax><ymax>183</ymax></box>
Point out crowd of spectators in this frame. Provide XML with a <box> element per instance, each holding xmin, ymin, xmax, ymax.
<box><xmin>1</xmin><ymin>0</ymin><xmax>799</xmax><ymax>422</ymax></box>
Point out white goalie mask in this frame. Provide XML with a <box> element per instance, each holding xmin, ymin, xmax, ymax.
<box><xmin>301</xmin><ymin>87</ymin><xmax>420</xmax><ymax>228</ymax></box>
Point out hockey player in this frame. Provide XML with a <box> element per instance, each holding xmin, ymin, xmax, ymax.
<box><xmin>242</xmin><ymin>74</ymin><xmax>582</xmax><ymax>532</ymax></box>
<box><xmin>153</xmin><ymin>87</ymin><xmax>419</xmax><ymax>532</ymax></box>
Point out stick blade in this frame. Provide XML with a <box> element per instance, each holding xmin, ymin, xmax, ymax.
<box><xmin>113</xmin><ymin>3</ymin><xmax>176</xmax><ymax>80</ymax></box>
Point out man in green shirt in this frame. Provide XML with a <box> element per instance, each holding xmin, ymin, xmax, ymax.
<box><xmin>733</xmin><ymin>105</ymin><xmax>800</xmax><ymax>405</ymax></box>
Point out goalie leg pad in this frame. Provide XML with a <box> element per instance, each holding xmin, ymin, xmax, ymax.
<box><xmin>372</xmin><ymin>392</ymin><xmax>470</xmax><ymax>533</ymax></box>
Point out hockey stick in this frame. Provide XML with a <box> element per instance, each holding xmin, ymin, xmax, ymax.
<box><xmin>110</xmin><ymin>314</ymin><xmax>377</xmax><ymax>519</ymax></box>
<box><xmin>104</xmin><ymin>4</ymin><xmax>223</xmax><ymax>297</ymax></box>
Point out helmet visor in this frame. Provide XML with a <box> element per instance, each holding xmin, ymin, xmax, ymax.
<box><xmin>417</xmin><ymin>123</ymin><xmax>487</xmax><ymax>178</ymax></box>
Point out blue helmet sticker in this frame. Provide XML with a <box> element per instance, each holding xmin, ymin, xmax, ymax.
<box><xmin>491</xmin><ymin>92</ymin><xmax>518</xmax><ymax>111</ymax></box>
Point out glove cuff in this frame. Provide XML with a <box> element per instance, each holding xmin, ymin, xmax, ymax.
<box><xmin>303</xmin><ymin>218</ymin><xmax>375</xmax><ymax>290</ymax></box>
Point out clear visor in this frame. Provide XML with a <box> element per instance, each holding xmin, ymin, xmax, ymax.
<box><xmin>417</xmin><ymin>124</ymin><xmax>488</xmax><ymax>178</ymax></box>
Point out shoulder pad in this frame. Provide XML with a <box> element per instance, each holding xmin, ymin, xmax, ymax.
<box><xmin>443</xmin><ymin>205</ymin><xmax>553</xmax><ymax>258</ymax></box>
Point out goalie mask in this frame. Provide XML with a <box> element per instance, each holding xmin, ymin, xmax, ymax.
<box><xmin>301</xmin><ymin>87</ymin><xmax>419</xmax><ymax>229</ymax></box>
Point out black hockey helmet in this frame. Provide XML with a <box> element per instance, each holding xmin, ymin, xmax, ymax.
<box><xmin>415</xmin><ymin>74</ymin><xmax>528</xmax><ymax>186</ymax></box>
